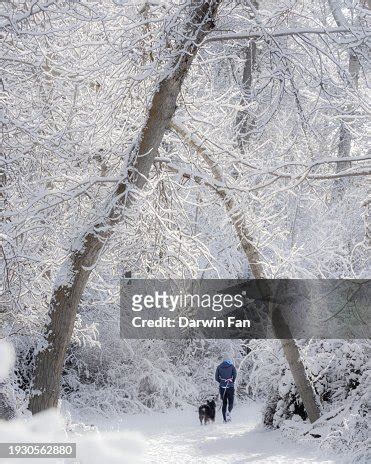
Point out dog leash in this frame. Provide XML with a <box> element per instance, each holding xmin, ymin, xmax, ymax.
<box><xmin>218</xmin><ymin>377</ymin><xmax>233</xmax><ymax>410</ymax></box>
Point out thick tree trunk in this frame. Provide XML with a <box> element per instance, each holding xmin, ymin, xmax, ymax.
<box><xmin>29</xmin><ymin>0</ymin><xmax>221</xmax><ymax>414</ymax></box>
<box><xmin>271</xmin><ymin>303</ymin><xmax>320</xmax><ymax>423</ymax></box>
<box><xmin>280</xmin><ymin>339</ymin><xmax>320</xmax><ymax>422</ymax></box>
<box><xmin>171</xmin><ymin>120</ymin><xmax>321</xmax><ymax>423</ymax></box>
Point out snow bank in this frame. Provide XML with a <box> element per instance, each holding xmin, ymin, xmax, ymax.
<box><xmin>0</xmin><ymin>409</ymin><xmax>146</xmax><ymax>464</ymax></box>
<box><xmin>0</xmin><ymin>340</ymin><xmax>15</xmax><ymax>380</ymax></box>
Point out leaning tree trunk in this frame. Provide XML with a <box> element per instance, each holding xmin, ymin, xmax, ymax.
<box><xmin>280</xmin><ymin>339</ymin><xmax>320</xmax><ymax>422</ymax></box>
<box><xmin>171</xmin><ymin>119</ymin><xmax>321</xmax><ymax>423</ymax></box>
<box><xmin>271</xmin><ymin>303</ymin><xmax>321</xmax><ymax>423</ymax></box>
<box><xmin>29</xmin><ymin>0</ymin><xmax>221</xmax><ymax>415</ymax></box>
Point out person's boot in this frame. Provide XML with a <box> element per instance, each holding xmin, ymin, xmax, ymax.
<box><xmin>226</xmin><ymin>411</ymin><xmax>231</xmax><ymax>422</ymax></box>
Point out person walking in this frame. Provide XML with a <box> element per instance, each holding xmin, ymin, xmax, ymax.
<box><xmin>215</xmin><ymin>353</ymin><xmax>237</xmax><ymax>423</ymax></box>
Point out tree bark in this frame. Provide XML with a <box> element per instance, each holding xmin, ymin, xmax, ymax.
<box><xmin>271</xmin><ymin>302</ymin><xmax>320</xmax><ymax>423</ymax></box>
<box><xmin>280</xmin><ymin>339</ymin><xmax>320</xmax><ymax>422</ymax></box>
<box><xmin>171</xmin><ymin>120</ymin><xmax>321</xmax><ymax>423</ymax></box>
<box><xmin>235</xmin><ymin>40</ymin><xmax>257</xmax><ymax>153</ymax></box>
<box><xmin>29</xmin><ymin>0</ymin><xmax>221</xmax><ymax>414</ymax></box>
<box><xmin>328</xmin><ymin>0</ymin><xmax>361</xmax><ymax>202</ymax></box>
<box><xmin>235</xmin><ymin>0</ymin><xmax>259</xmax><ymax>154</ymax></box>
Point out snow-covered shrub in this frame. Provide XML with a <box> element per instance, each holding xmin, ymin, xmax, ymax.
<box><xmin>61</xmin><ymin>299</ymin><xmax>246</xmax><ymax>416</ymax></box>
<box><xmin>301</xmin><ymin>340</ymin><xmax>370</xmax><ymax>457</ymax></box>
<box><xmin>64</xmin><ymin>335</ymin><xmax>247</xmax><ymax>416</ymax></box>
<box><xmin>247</xmin><ymin>339</ymin><xmax>370</xmax><ymax>460</ymax></box>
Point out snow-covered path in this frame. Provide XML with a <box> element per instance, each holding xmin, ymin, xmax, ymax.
<box><xmin>90</xmin><ymin>400</ymin><xmax>341</xmax><ymax>464</ymax></box>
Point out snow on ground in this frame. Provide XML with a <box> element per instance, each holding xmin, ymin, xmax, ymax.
<box><xmin>75</xmin><ymin>399</ymin><xmax>345</xmax><ymax>464</ymax></box>
<box><xmin>0</xmin><ymin>409</ymin><xmax>145</xmax><ymax>464</ymax></box>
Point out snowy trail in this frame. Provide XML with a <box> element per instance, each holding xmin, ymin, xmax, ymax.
<box><xmin>88</xmin><ymin>400</ymin><xmax>341</xmax><ymax>464</ymax></box>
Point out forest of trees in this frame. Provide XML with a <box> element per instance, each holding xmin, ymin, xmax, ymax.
<box><xmin>0</xmin><ymin>0</ymin><xmax>370</xmax><ymax>462</ymax></box>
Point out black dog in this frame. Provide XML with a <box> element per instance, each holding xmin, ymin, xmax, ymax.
<box><xmin>198</xmin><ymin>399</ymin><xmax>216</xmax><ymax>425</ymax></box>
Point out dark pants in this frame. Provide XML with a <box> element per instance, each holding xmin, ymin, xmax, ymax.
<box><xmin>219</xmin><ymin>386</ymin><xmax>234</xmax><ymax>421</ymax></box>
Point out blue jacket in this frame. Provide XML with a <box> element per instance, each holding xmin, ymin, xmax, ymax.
<box><xmin>215</xmin><ymin>361</ymin><xmax>237</xmax><ymax>388</ymax></box>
